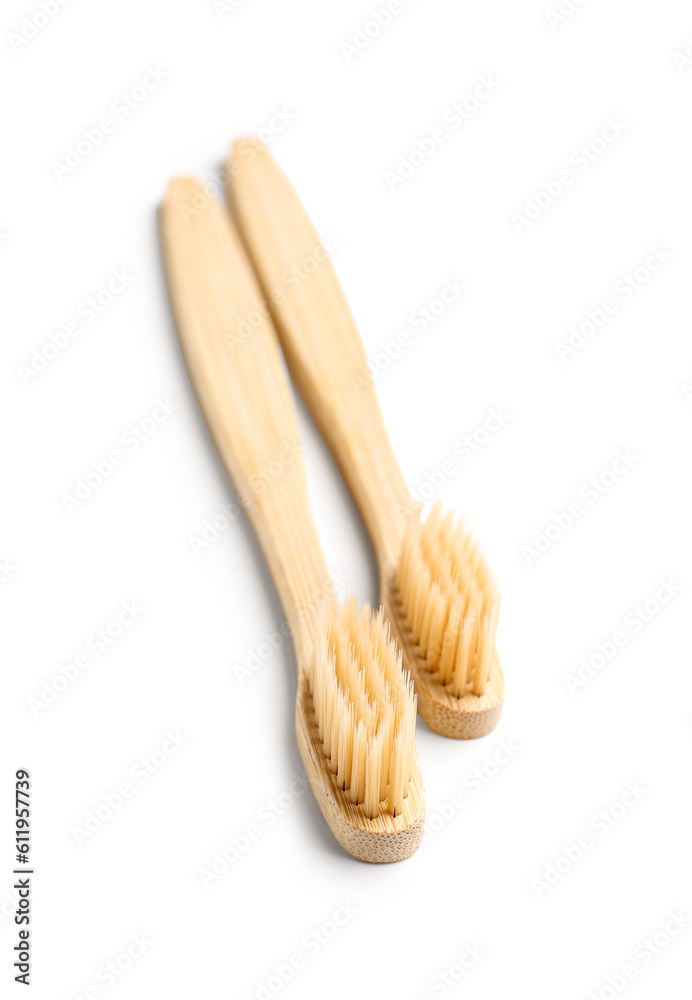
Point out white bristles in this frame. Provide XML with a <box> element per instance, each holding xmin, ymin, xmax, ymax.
<box><xmin>395</xmin><ymin>500</ymin><xmax>500</xmax><ymax>697</ymax></box>
<box><xmin>309</xmin><ymin>597</ymin><xmax>417</xmax><ymax>819</ymax></box>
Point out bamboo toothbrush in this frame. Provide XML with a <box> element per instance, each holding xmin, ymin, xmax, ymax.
<box><xmin>226</xmin><ymin>139</ymin><xmax>504</xmax><ymax>740</ymax></box>
<box><xmin>158</xmin><ymin>177</ymin><xmax>424</xmax><ymax>861</ymax></box>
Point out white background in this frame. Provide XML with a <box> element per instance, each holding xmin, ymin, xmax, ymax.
<box><xmin>2</xmin><ymin>0</ymin><xmax>691</xmax><ymax>997</ymax></box>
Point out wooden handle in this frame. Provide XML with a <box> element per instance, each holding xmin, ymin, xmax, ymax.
<box><xmin>158</xmin><ymin>177</ymin><xmax>331</xmax><ymax>660</ymax></box>
<box><xmin>227</xmin><ymin>140</ymin><xmax>414</xmax><ymax>568</ymax></box>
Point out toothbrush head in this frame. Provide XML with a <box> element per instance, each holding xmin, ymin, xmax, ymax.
<box><xmin>309</xmin><ymin>596</ymin><xmax>417</xmax><ymax>819</ymax></box>
<box><xmin>387</xmin><ymin>500</ymin><xmax>504</xmax><ymax>738</ymax></box>
<box><xmin>295</xmin><ymin>596</ymin><xmax>425</xmax><ymax>861</ymax></box>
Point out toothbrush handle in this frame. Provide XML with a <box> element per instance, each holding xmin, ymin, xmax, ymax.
<box><xmin>158</xmin><ymin>177</ymin><xmax>331</xmax><ymax>660</ymax></box>
<box><xmin>227</xmin><ymin>140</ymin><xmax>414</xmax><ymax>568</ymax></box>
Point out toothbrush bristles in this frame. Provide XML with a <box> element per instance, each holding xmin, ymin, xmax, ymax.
<box><xmin>310</xmin><ymin>597</ymin><xmax>417</xmax><ymax>819</ymax></box>
<box><xmin>395</xmin><ymin>500</ymin><xmax>500</xmax><ymax>697</ymax></box>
